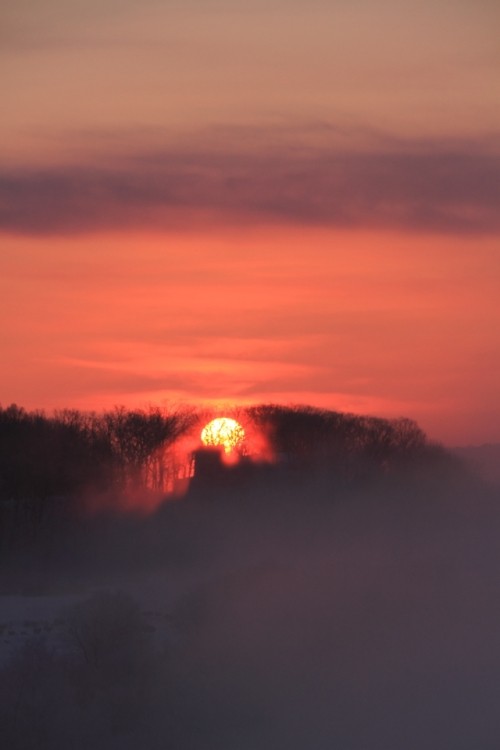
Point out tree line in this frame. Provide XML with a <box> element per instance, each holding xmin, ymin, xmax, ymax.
<box><xmin>0</xmin><ymin>401</ymin><xmax>448</xmax><ymax>516</ymax></box>
<box><xmin>246</xmin><ymin>404</ymin><xmax>434</xmax><ymax>471</ymax></box>
<box><xmin>0</xmin><ymin>404</ymin><xmax>197</xmax><ymax>551</ymax></box>
<box><xmin>0</xmin><ymin>401</ymin><xmax>458</xmax><ymax>559</ymax></box>
<box><xmin>0</xmin><ymin>404</ymin><xmax>195</xmax><ymax>504</ymax></box>
<box><xmin>0</xmin><ymin>402</ymin><xmax>443</xmax><ymax>502</ymax></box>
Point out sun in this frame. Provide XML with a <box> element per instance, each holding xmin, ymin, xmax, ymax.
<box><xmin>200</xmin><ymin>417</ymin><xmax>245</xmax><ymax>454</ymax></box>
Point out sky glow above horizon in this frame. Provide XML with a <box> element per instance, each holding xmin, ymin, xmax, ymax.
<box><xmin>1</xmin><ymin>0</ymin><xmax>499</xmax><ymax>445</ymax></box>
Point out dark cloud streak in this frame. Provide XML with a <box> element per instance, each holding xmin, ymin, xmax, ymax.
<box><xmin>1</xmin><ymin>137</ymin><xmax>499</xmax><ymax>235</ymax></box>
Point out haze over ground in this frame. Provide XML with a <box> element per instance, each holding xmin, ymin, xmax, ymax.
<box><xmin>1</xmin><ymin>442</ymin><xmax>499</xmax><ymax>749</ymax></box>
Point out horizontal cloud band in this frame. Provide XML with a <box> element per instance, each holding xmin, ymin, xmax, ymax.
<box><xmin>1</xmin><ymin>138</ymin><xmax>499</xmax><ymax>234</ymax></box>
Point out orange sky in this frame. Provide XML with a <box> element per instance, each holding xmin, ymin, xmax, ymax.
<box><xmin>2</xmin><ymin>227</ymin><xmax>499</xmax><ymax>445</ymax></box>
<box><xmin>1</xmin><ymin>0</ymin><xmax>499</xmax><ymax>445</ymax></box>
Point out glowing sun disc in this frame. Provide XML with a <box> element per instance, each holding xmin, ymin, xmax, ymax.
<box><xmin>201</xmin><ymin>417</ymin><xmax>245</xmax><ymax>454</ymax></box>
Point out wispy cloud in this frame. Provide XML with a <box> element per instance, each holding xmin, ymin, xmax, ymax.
<box><xmin>1</xmin><ymin>129</ymin><xmax>499</xmax><ymax>235</ymax></box>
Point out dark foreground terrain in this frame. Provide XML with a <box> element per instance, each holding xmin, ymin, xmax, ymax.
<box><xmin>1</xmin><ymin>456</ymin><xmax>499</xmax><ymax>750</ymax></box>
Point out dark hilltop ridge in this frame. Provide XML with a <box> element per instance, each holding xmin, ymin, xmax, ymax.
<box><xmin>0</xmin><ymin>400</ymin><xmax>457</xmax><ymax>506</ymax></box>
<box><xmin>0</xmin><ymin>400</ymin><xmax>487</xmax><ymax>577</ymax></box>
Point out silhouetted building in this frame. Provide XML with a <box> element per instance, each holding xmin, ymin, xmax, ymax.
<box><xmin>187</xmin><ymin>446</ymin><xmax>284</xmax><ymax>501</ymax></box>
<box><xmin>191</xmin><ymin>447</ymin><xmax>225</xmax><ymax>483</ymax></box>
